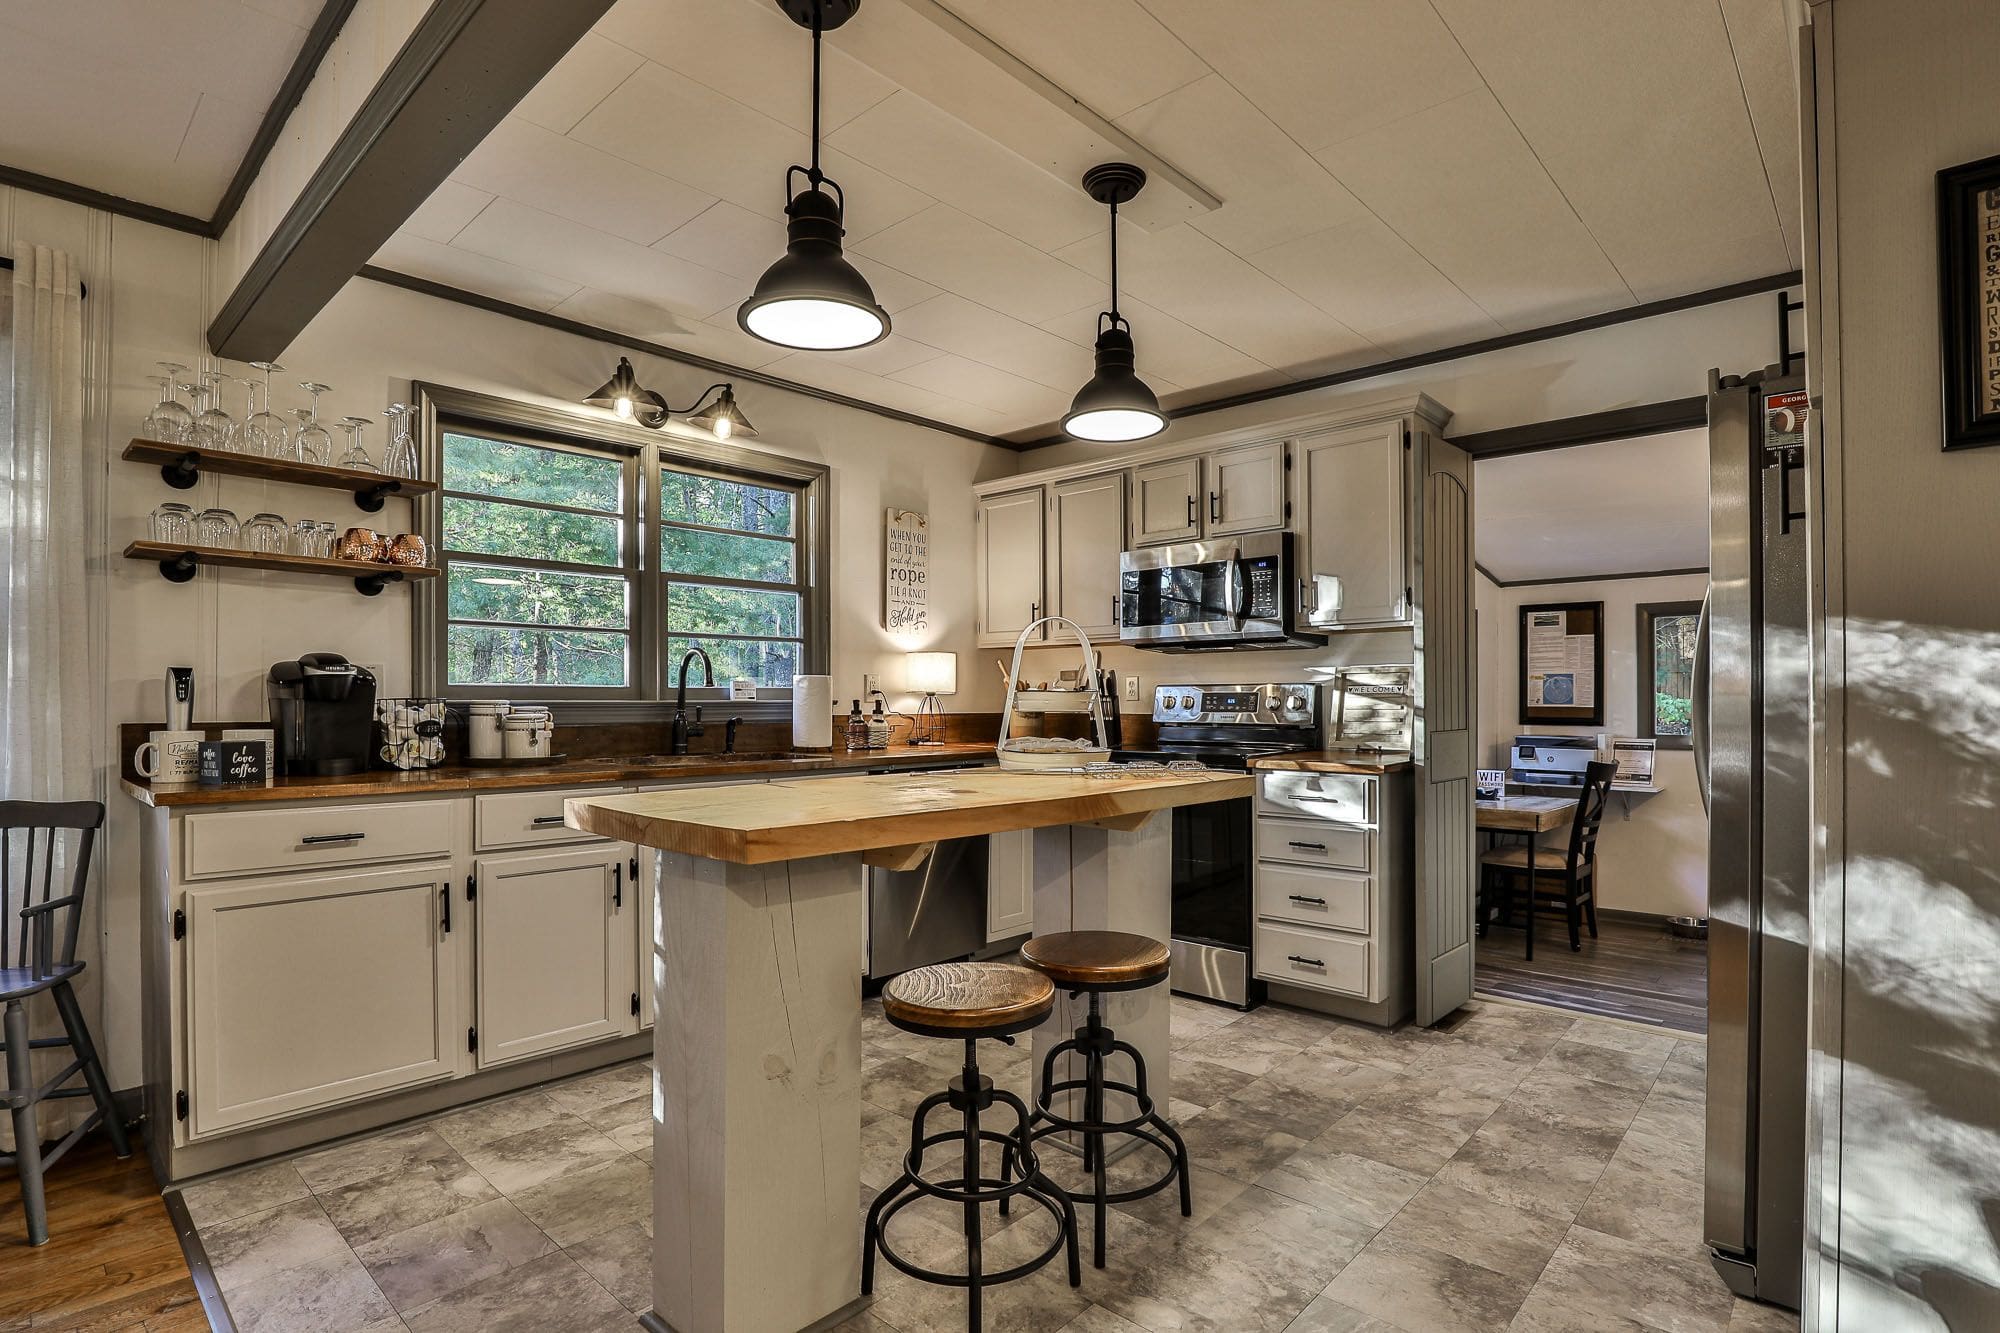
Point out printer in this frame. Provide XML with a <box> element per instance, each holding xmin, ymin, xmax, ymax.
<box><xmin>1509</xmin><ymin>734</ymin><xmax>1596</xmax><ymax>786</ymax></box>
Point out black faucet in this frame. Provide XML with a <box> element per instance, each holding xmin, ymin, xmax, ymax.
<box><xmin>724</xmin><ymin>716</ymin><xmax>744</xmax><ymax>753</ymax></box>
<box><xmin>670</xmin><ymin>647</ymin><xmax>714</xmax><ymax>754</ymax></box>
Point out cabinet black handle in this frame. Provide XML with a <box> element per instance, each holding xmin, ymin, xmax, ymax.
<box><xmin>1287</xmin><ymin>840</ymin><xmax>1327</xmax><ymax>852</ymax></box>
<box><xmin>531</xmin><ymin>815</ymin><xmax>566</xmax><ymax>827</ymax></box>
<box><xmin>301</xmin><ymin>832</ymin><xmax>364</xmax><ymax>845</ymax></box>
<box><xmin>1287</xmin><ymin>953</ymin><xmax>1324</xmax><ymax>968</ymax></box>
<box><xmin>1288</xmin><ymin>894</ymin><xmax>1327</xmax><ymax>906</ymax></box>
<box><xmin>1186</xmin><ymin>494</ymin><xmax>1197</xmax><ymax>525</ymax></box>
<box><xmin>613</xmin><ymin>863</ymin><xmax>623</xmax><ymax>909</ymax></box>
<box><xmin>1209</xmin><ymin>491</ymin><xmax>1220</xmax><ymax>522</ymax></box>
<box><xmin>441</xmin><ymin>884</ymin><xmax>451</xmax><ymax>934</ymax></box>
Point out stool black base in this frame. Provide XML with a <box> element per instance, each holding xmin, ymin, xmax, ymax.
<box><xmin>1009</xmin><ymin>991</ymin><xmax>1191</xmax><ymax>1268</ymax></box>
<box><xmin>863</xmin><ymin>1037</ymin><xmax>1080</xmax><ymax>1332</ymax></box>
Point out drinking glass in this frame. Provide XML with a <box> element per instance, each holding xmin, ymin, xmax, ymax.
<box><xmin>381</xmin><ymin>403</ymin><xmax>419</xmax><ymax>480</ymax></box>
<box><xmin>194</xmin><ymin>370</ymin><xmax>238</xmax><ymax>451</ymax></box>
<box><xmin>247</xmin><ymin>362</ymin><xmax>292</xmax><ymax>459</ymax></box>
<box><xmin>317</xmin><ymin>520</ymin><xmax>338</xmax><ymax>556</ymax></box>
<box><xmin>143</xmin><ymin>365</ymin><xmax>195</xmax><ymax>442</ymax></box>
<box><xmin>150</xmin><ymin>502</ymin><xmax>195</xmax><ymax>544</ymax></box>
<box><xmin>336</xmin><ymin>416</ymin><xmax>376</xmax><ymax>472</ymax></box>
<box><xmin>244</xmin><ymin>512</ymin><xmax>288</xmax><ymax>554</ymax></box>
<box><xmin>195</xmin><ymin>507</ymin><xmax>240</xmax><ymax>548</ymax></box>
<box><xmin>294</xmin><ymin>383</ymin><xmax>334</xmax><ymax>465</ymax></box>
<box><xmin>290</xmin><ymin>519</ymin><xmax>321</xmax><ymax>557</ymax></box>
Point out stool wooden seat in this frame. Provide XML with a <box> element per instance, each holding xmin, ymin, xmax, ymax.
<box><xmin>1018</xmin><ymin>930</ymin><xmax>1170</xmax><ymax>991</ymax></box>
<box><xmin>1478</xmin><ymin>843</ymin><xmax>1571</xmax><ymax>872</ymax></box>
<box><xmin>883</xmin><ymin>961</ymin><xmax>1054</xmax><ymax>1038</ymax></box>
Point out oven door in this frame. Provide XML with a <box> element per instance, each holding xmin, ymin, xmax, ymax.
<box><xmin>1168</xmin><ymin>793</ymin><xmax>1259</xmax><ymax>1007</ymax></box>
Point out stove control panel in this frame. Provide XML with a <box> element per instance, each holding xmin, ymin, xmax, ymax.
<box><xmin>1152</xmin><ymin>682</ymin><xmax>1318</xmax><ymax>726</ymax></box>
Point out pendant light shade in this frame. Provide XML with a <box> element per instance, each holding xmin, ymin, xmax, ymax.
<box><xmin>737</xmin><ymin>0</ymin><xmax>888</xmax><ymax>351</ymax></box>
<box><xmin>1065</xmin><ymin>162</ymin><xmax>1165</xmax><ymax>443</ymax></box>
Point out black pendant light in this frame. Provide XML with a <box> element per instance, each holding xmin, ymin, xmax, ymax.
<box><xmin>1064</xmin><ymin>162</ymin><xmax>1166</xmax><ymax>443</ymax></box>
<box><xmin>737</xmin><ymin>0</ymin><xmax>890</xmax><ymax>351</ymax></box>
<box><xmin>584</xmin><ymin>357</ymin><xmax>758</xmax><ymax>439</ymax></box>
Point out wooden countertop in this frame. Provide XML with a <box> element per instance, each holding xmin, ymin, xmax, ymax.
<box><xmin>120</xmin><ymin>744</ymin><xmax>997</xmax><ymax>807</ymax></box>
<box><xmin>1474</xmin><ymin>793</ymin><xmax>1576</xmax><ymax>832</ymax></box>
<box><xmin>567</xmin><ymin>767</ymin><xmax>1253</xmax><ymax>864</ymax></box>
<box><xmin>1246</xmin><ymin>751</ymin><xmax>1414</xmax><ymax>775</ymax></box>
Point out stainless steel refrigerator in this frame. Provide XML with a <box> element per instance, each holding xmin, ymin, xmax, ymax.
<box><xmin>1696</xmin><ymin>361</ymin><xmax>1809</xmax><ymax>1310</ymax></box>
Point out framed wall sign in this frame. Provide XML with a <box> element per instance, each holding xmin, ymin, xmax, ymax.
<box><xmin>1937</xmin><ymin>152</ymin><xmax>2000</xmax><ymax>450</ymax></box>
<box><xmin>1519</xmin><ymin>601</ymin><xmax>1604</xmax><ymax>727</ymax></box>
<box><xmin>883</xmin><ymin>508</ymin><xmax>929</xmax><ymax>634</ymax></box>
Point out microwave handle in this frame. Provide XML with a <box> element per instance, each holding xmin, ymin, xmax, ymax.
<box><xmin>1229</xmin><ymin>549</ymin><xmax>1248</xmax><ymax>628</ymax></box>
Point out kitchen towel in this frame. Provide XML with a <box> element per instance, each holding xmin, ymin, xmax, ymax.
<box><xmin>792</xmin><ymin>674</ymin><xmax>832</xmax><ymax>748</ymax></box>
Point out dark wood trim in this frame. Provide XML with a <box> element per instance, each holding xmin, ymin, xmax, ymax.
<box><xmin>1483</xmin><ymin>566</ymin><xmax>1709</xmax><ymax>589</ymax></box>
<box><xmin>207</xmin><ymin>0</ymin><xmax>613</xmax><ymax>361</ymax></box>
<box><xmin>209</xmin><ymin>0</ymin><xmax>361</xmax><ymax>236</ymax></box>
<box><xmin>1008</xmin><ymin>271</ymin><xmax>1801</xmax><ymax>450</ymax></box>
<box><xmin>364</xmin><ymin>266</ymin><xmax>1003</xmax><ymax>446</ymax></box>
<box><xmin>0</xmin><ymin>163</ymin><xmax>210</xmax><ymax>236</ymax></box>
<box><xmin>1636</xmin><ymin>598</ymin><xmax>1703</xmax><ymax>750</ymax></box>
<box><xmin>1453</xmin><ymin>396</ymin><xmax>1708</xmax><ymax>459</ymax></box>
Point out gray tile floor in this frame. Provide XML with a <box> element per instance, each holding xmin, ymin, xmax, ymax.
<box><xmin>175</xmin><ymin>997</ymin><xmax>1799</xmax><ymax>1333</ymax></box>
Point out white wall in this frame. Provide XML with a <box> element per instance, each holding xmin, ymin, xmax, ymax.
<box><xmin>1474</xmin><ymin>570</ymin><xmax>1708</xmax><ymax>919</ymax></box>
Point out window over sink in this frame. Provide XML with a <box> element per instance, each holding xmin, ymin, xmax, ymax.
<box><xmin>415</xmin><ymin>384</ymin><xmax>826</xmax><ymax>706</ymax></box>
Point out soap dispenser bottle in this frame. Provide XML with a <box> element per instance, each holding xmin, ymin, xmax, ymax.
<box><xmin>845</xmin><ymin>699</ymin><xmax>868</xmax><ymax>751</ymax></box>
<box><xmin>867</xmin><ymin>695</ymin><xmax>891</xmax><ymax>750</ymax></box>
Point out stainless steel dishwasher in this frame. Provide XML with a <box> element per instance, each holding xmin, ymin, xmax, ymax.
<box><xmin>865</xmin><ymin>832</ymin><xmax>989</xmax><ymax>980</ymax></box>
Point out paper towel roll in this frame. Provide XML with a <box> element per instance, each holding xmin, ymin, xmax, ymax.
<box><xmin>792</xmin><ymin>674</ymin><xmax>832</xmax><ymax>749</ymax></box>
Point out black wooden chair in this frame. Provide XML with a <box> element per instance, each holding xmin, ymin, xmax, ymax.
<box><xmin>2</xmin><ymin>801</ymin><xmax>131</xmax><ymax>1246</ymax></box>
<box><xmin>1479</xmin><ymin>761</ymin><xmax>1616</xmax><ymax>958</ymax></box>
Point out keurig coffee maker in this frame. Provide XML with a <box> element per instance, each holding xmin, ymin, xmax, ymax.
<box><xmin>267</xmin><ymin>653</ymin><xmax>377</xmax><ymax>775</ymax></box>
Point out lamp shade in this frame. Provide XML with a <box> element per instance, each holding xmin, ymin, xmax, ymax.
<box><xmin>905</xmin><ymin>651</ymin><xmax>958</xmax><ymax>696</ymax></box>
<box><xmin>685</xmin><ymin>385</ymin><xmax>758</xmax><ymax>440</ymax></box>
<box><xmin>1062</xmin><ymin>322</ymin><xmax>1165</xmax><ymax>443</ymax></box>
<box><xmin>737</xmin><ymin>187</ymin><xmax>889</xmax><ymax>350</ymax></box>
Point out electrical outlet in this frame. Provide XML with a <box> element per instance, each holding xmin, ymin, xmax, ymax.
<box><xmin>863</xmin><ymin>672</ymin><xmax>880</xmax><ymax>698</ymax></box>
<box><xmin>1124</xmin><ymin>674</ymin><xmax>1140</xmax><ymax>701</ymax></box>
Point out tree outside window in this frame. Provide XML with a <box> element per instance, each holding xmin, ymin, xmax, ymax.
<box><xmin>1637</xmin><ymin>600</ymin><xmax>1703</xmax><ymax>748</ymax></box>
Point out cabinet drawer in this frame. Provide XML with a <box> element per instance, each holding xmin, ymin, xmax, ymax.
<box><xmin>1257</xmin><ymin>771</ymin><xmax>1375</xmax><ymax>824</ymax></box>
<box><xmin>1254</xmin><ymin>818</ymin><xmax>1372</xmax><ymax>872</ymax></box>
<box><xmin>184</xmin><ymin>800</ymin><xmax>452</xmax><ymax>879</ymax></box>
<box><xmin>1256</xmin><ymin>864</ymin><xmax>1371</xmax><ymax>933</ymax></box>
<box><xmin>1255</xmin><ymin>923</ymin><xmax>1371</xmax><ymax>998</ymax></box>
<box><xmin>475</xmin><ymin>787</ymin><xmax>624</xmax><ymax>850</ymax></box>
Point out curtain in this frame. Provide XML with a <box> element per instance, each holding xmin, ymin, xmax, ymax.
<box><xmin>1</xmin><ymin>244</ymin><xmax>94</xmax><ymax>1146</ymax></box>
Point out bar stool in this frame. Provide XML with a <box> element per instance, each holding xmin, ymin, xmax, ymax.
<box><xmin>1012</xmin><ymin>930</ymin><xmax>1190</xmax><ymax>1269</ymax></box>
<box><xmin>863</xmin><ymin>961</ymin><xmax>1080</xmax><ymax>1332</ymax></box>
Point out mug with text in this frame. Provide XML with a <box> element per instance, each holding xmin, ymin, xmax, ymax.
<box><xmin>135</xmin><ymin>730</ymin><xmax>204</xmax><ymax>782</ymax></box>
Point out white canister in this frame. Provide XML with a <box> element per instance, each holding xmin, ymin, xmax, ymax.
<box><xmin>467</xmin><ymin>701</ymin><xmax>509</xmax><ymax>759</ymax></box>
<box><xmin>501</xmin><ymin>707</ymin><xmax>552</xmax><ymax>760</ymax></box>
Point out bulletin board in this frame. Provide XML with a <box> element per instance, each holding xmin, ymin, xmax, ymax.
<box><xmin>1518</xmin><ymin>601</ymin><xmax>1604</xmax><ymax>726</ymax></box>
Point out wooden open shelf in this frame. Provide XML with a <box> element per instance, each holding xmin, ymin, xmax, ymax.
<box><xmin>123</xmin><ymin>438</ymin><xmax>438</xmax><ymax>512</ymax></box>
<box><xmin>123</xmin><ymin>540</ymin><xmax>441</xmax><ymax>596</ymax></box>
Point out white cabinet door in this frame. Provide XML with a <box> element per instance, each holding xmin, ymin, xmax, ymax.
<box><xmin>976</xmin><ymin>488</ymin><xmax>1047</xmax><ymax>648</ymax></box>
<box><xmin>987</xmin><ymin>828</ymin><xmax>1035</xmax><ymax>942</ymax></box>
<box><xmin>473</xmin><ymin>845</ymin><xmax>635</xmax><ymax>1068</ymax></box>
<box><xmin>1049</xmin><ymin>472</ymin><xmax>1126</xmax><ymax>639</ymax></box>
<box><xmin>1130</xmin><ymin>456</ymin><xmax>1203</xmax><ymax>546</ymax></box>
<box><xmin>183</xmin><ymin>865</ymin><xmax>459</xmax><ymax>1138</ymax></box>
<box><xmin>1206</xmin><ymin>440</ymin><xmax>1286</xmax><ymax>535</ymax></box>
<box><xmin>1296</xmin><ymin>422</ymin><xmax>1410</xmax><ymax>628</ymax></box>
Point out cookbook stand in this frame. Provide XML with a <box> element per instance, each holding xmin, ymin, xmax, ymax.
<box><xmin>997</xmin><ymin>616</ymin><xmax>1110</xmax><ymax>771</ymax></box>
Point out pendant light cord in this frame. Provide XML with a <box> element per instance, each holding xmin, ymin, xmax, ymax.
<box><xmin>1107</xmin><ymin>196</ymin><xmax>1121</xmax><ymax>323</ymax></box>
<box><xmin>809</xmin><ymin>3</ymin><xmax>824</xmax><ymax>181</ymax></box>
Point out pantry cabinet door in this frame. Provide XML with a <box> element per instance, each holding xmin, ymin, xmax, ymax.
<box><xmin>987</xmin><ymin>828</ymin><xmax>1035</xmax><ymax>942</ymax></box>
<box><xmin>1049</xmin><ymin>472</ymin><xmax>1127</xmax><ymax>639</ymax></box>
<box><xmin>1206</xmin><ymin>440</ymin><xmax>1286</xmax><ymax>536</ymax></box>
<box><xmin>183</xmin><ymin>866</ymin><xmax>458</xmax><ymax>1138</ymax></box>
<box><xmin>474</xmin><ymin>845</ymin><xmax>635</xmax><ymax>1068</ymax></box>
<box><xmin>1130</xmin><ymin>457</ymin><xmax>1203</xmax><ymax>546</ymax></box>
<box><xmin>976</xmin><ymin>488</ymin><xmax>1047</xmax><ymax>648</ymax></box>
<box><xmin>1296</xmin><ymin>422</ymin><xmax>1411</xmax><ymax>628</ymax></box>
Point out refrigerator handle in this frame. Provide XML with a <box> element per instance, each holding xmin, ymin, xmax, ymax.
<box><xmin>1693</xmin><ymin>589</ymin><xmax>1711</xmax><ymax>814</ymax></box>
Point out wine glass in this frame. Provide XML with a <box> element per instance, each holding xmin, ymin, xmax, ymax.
<box><xmin>381</xmin><ymin>403</ymin><xmax>419</xmax><ymax>480</ymax></box>
<box><xmin>294</xmin><ymin>384</ymin><xmax>333</xmax><ymax>465</ymax></box>
<box><xmin>143</xmin><ymin>364</ymin><xmax>195</xmax><ymax>442</ymax></box>
<box><xmin>247</xmin><ymin>362</ymin><xmax>291</xmax><ymax>459</ymax></box>
<box><xmin>336</xmin><ymin>416</ymin><xmax>376</xmax><ymax>472</ymax></box>
<box><xmin>233</xmin><ymin>376</ymin><xmax>276</xmax><ymax>456</ymax></box>
<box><xmin>194</xmin><ymin>370</ymin><xmax>237</xmax><ymax>451</ymax></box>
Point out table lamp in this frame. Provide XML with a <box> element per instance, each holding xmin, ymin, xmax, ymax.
<box><xmin>905</xmin><ymin>651</ymin><xmax>957</xmax><ymax>745</ymax></box>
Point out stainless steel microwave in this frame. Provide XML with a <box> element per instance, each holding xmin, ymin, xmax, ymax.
<box><xmin>1119</xmin><ymin>531</ymin><xmax>1327</xmax><ymax>651</ymax></box>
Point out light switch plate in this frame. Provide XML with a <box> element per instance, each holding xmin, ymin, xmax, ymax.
<box><xmin>1125</xmin><ymin>674</ymin><xmax>1140</xmax><ymax>701</ymax></box>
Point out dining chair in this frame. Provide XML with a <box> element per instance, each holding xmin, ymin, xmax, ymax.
<box><xmin>1478</xmin><ymin>761</ymin><xmax>1616</xmax><ymax>957</ymax></box>
<box><xmin>2</xmin><ymin>801</ymin><xmax>131</xmax><ymax>1246</ymax></box>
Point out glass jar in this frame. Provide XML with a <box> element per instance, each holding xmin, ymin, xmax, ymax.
<box><xmin>195</xmin><ymin>507</ymin><xmax>240</xmax><ymax>549</ymax></box>
<box><xmin>290</xmin><ymin>519</ymin><xmax>322</xmax><ymax>557</ymax></box>
<box><xmin>243</xmin><ymin>512</ymin><xmax>288</xmax><ymax>554</ymax></box>
<box><xmin>150</xmin><ymin>502</ymin><xmax>196</xmax><ymax>544</ymax></box>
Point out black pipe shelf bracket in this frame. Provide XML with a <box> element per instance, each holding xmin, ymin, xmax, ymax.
<box><xmin>158</xmin><ymin>551</ymin><xmax>200</xmax><ymax>583</ymax></box>
<box><xmin>355</xmin><ymin>478</ymin><xmax>406</xmax><ymax>513</ymax></box>
<box><xmin>354</xmin><ymin>569</ymin><xmax>405</xmax><ymax>597</ymax></box>
<box><xmin>160</xmin><ymin>451</ymin><xmax>204</xmax><ymax>490</ymax></box>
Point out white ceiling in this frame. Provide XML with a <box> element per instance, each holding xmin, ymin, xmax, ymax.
<box><xmin>1474</xmin><ymin>429</ymin><xmax>1709</xmax><ymax>584</ymax></box>
<box><xmin>0</xmin><ymin>0</ymin><xmax>320</xmax><ymax>218</ymax></box>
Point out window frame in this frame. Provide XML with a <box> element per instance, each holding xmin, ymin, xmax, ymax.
<box><xmin>1635</xmin><ymin>599</ymin><xmax>1702</xmax><ymax>750</ymax></box>
<box><xmin>410</xmin><ymin>382</ymin><xmax>829</xmax><ymax>716</ymax></box>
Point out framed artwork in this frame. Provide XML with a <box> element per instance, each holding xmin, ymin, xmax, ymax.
<box><xmin>1636</xmin><ymin>599</ymin><xmax>1702</xmax><ymax>749</ymax></box>
<box><xmin>1936</xmin><ymin>153</ymin><xmax>2000</xmax><ymax>451</ymax></box>
<box><xmin>1519</xmin><ymin>601</ymin><xmax>1604</xmax><ymax>727</ymax></box>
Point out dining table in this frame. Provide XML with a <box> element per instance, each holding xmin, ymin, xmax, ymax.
<box><xmin>1473</xmin><ymin>793</ymin><xmax>1577</xmax><ymax>958</ymax></box>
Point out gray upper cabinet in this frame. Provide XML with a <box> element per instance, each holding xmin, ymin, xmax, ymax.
<box><xmin>976</xmin><ymin>487</ymin><xmax>1047</xmax><ymax>648</ymax></box>
<box><xmin>1049</xmin><ymin>472</ymin><xmax>1126</xmax><ymax>639</ymax></box>
<box><xmin>1206</xmin><ymin>440</ymin><xmax>1287</xmax><ymax>536</ymax></box>
<box><xmin>1296</xmin><ymin>421</ymin><xmax>1410</xmax><ymax>628</ymax></box>
<box><xmin>1130</xmin><ymin>456</ymin><xmax>1203</xmax><ymax>546</ymax></box>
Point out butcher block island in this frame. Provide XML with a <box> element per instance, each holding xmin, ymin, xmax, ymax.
<box><xmin>565</xmin><ymin>767</ymin><xmax>1249</xmax><ymax>1333</ymax></box>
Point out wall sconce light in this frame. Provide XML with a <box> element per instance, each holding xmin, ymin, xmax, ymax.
<box><xmin>584</xmin><ymin>357</ymin><xmax>758</xmax><ymax>439</ymax></box>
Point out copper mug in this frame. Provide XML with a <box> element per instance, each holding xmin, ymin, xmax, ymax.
<box><xmin>335</xmin><ymin>526</ymin><xmax>385</xmax><ymax>562</ymax></box>
<box><xmin>387</xmin><ymin>533</ymin><xmax>429</xmax><ymax>567</ymax></box>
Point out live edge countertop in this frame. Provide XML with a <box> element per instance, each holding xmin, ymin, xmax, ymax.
<box><xmin>119</xmin><ymin>743</ymin><xmax>998</xmax><ymax>807</ymax></box>
<box><xmin>1245</xmin><ymin>751</ymin><xmax>1414</xmax><ymax>775</ymax></box>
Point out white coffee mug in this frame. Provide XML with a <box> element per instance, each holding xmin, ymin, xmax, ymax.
<box><xmin>136</xmin><ymin>729</ymin><xmax>204</xmax><ymax>781</ymax></box>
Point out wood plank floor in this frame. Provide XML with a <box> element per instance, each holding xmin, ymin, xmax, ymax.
<box><xmin>1476</xmin><ymin>913</ymin><xmax>1708</xmax><ymax>1033</ymax></box>
<box><xmin>0</xmin><ymin>1135</ymin><xmax>205</xmax><ymax>1332</ymax></box>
